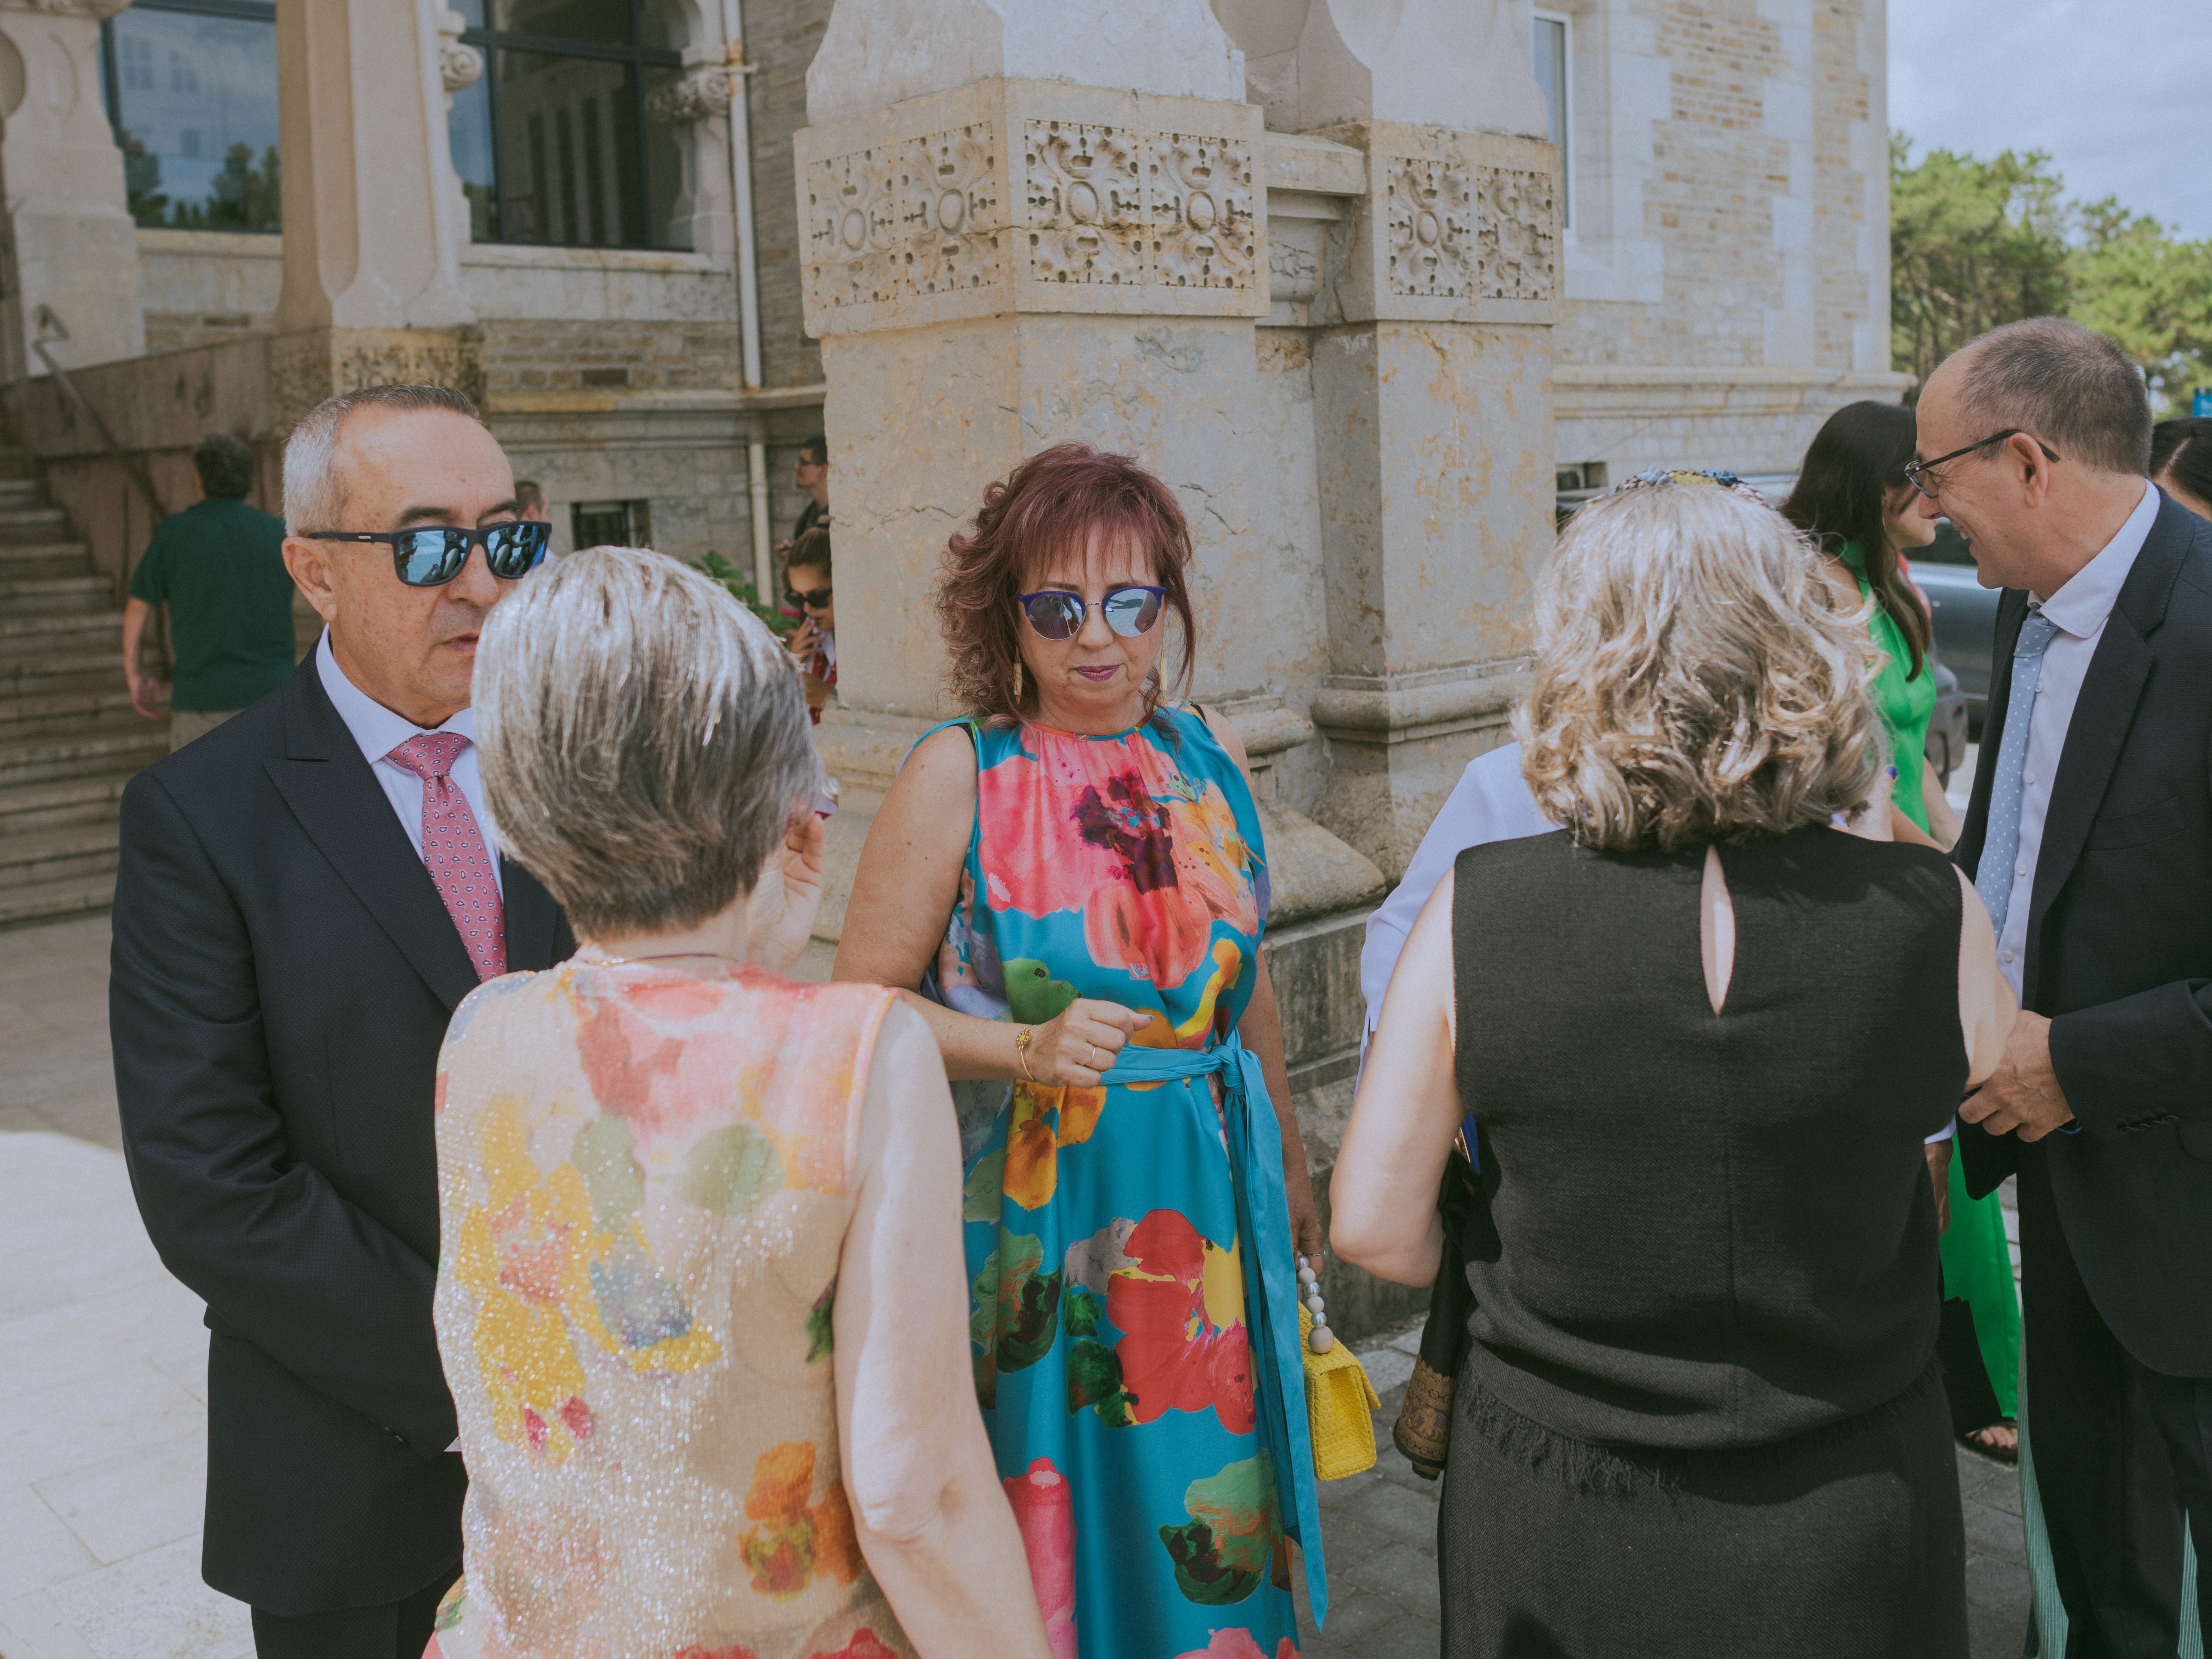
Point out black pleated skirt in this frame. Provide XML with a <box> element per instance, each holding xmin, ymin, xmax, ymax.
<box><xmin>1438</xmin><ymin>1363</ymin><xmax>1968</xmax><ymax>1659</ymax></box>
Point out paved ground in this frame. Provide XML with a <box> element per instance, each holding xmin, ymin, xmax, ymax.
<box><xmin>1</xmin><ymin>909</ymin><xmax>2030</xmax><ymax>1659</ymax></box>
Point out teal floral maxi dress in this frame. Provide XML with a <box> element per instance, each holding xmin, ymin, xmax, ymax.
<box><xmin>921</xmin><ymin>708</ymin><xmax>1323</xmax><ymax>1659</ymax></box>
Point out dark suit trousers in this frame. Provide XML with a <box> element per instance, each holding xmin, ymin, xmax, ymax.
<box><xmin>251</xmin><ymin>1562</ymin><xmax>455</xmax><ymax>1659</ymax></box>
<box><xmin>2021</xmin><ymin>1151</ymin><xmax>2212</xmax><ymax>1657</ymax></box>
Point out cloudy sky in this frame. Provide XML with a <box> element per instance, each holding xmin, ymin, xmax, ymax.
<box><xmin>1889</xmin><ymin>0</ymin><xmax>2212</xmax><ymax>239</ymax></box>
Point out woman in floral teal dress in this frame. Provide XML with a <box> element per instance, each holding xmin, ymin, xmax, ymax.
<box><xmin>836</xmin><ymin>444</ymin><xmax>1325</xmax><ymax>1659</ymax></box>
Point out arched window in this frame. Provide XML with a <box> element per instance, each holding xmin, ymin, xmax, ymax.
<box><xmin>448</xmin><ymin>0</ymin><xmax>693</xmax><ymax>249</ymax></box>
<box><xmin>101</xmin><ymin>0</ymin><xmax>280</xmax><ymax>233</ymax></box>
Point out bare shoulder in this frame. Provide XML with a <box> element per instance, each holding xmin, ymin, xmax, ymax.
<box><xmin>884</xmin><ymin>724</ymin><xmax>980</xmax><ymax>820</ymax></box>
<box><xmin>1196</xmin><ymin>705</ymin><xmax>1251</xmax><ymax>771</ymax></box>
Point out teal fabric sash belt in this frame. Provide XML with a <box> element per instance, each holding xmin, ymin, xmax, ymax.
<box><xmin>1100</xmin><ymin>1037</ymin><xmax>1329</xmax><ymax>1627</ymax></box>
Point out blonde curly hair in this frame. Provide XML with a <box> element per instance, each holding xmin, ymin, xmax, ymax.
<box><xmin>1515</xmin><ymin>479</ymin><xmax>1886</xmax><ymax>852</ymax></box>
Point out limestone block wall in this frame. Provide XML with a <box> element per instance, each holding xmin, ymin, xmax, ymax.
<box><xmin>1546</xmin><ymin>0</ymin><xmax>1907</xmax><ymax>479</ymax></box>
<box><xmin>137</xmin><ymin>231</ymin><xmax>285</xmax><ymax>353</ymax></box>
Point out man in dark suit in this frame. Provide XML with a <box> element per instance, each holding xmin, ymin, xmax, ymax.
<box><xmin>110</xmin><ymin>384</ymin><xmax>574</xmax><ymax>1659</ymax></box>
<box><xmin>1920</xmin><ymin>318</ymin><xmax>2212</xmax><ymax>1657</ymax></box>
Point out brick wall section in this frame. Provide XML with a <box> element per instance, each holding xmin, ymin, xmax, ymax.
<box><xmin>1812</xmin><ymin>0</ymin><xmax>1873</xmax><ymax>370</ymax></box>
<box><xmin>481</xmin><ymin>320</ymin><xmax>744</xmax><ymax>392</ymax></box>
<box><xmin>742</xmin><ymin>0</ymin><xmax>832</xmax><ymax>389</ymax></box>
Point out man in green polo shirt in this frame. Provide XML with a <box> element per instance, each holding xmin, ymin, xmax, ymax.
<box><xmin>123</xmin><ymin>433</ymin><xmax>297</xmax><ymax>750</ymax></box>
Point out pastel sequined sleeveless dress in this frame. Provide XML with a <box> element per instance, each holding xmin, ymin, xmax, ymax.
<box><xmin>926</xmin><ymin>708</ymin><xmax>1309</xmax><ymax>1659</ymax></box>
<box><xmin>427</xmin><ymin>959</ymin><xmax>907</xmax><ymax>1659</ymax></box>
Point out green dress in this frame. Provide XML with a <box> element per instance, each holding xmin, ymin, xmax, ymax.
<box><xmin>1841</xmin><ymin>541</ymin><xmax>2018</xmax><ymax>1421</ymax></box>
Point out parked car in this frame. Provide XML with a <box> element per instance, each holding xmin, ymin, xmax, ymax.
<box><xmin>1907</xmin><ymin>521</ymin><xmax>2000</xmax><ymax>733</ymax></box>
<box><xmin>1926</xmin><ymin>655</ymin><xmax>1970</xmax><ymax>788</ymax></box>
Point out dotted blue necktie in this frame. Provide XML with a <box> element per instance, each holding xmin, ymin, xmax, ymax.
<box><xmin>1975</xmin><ymin>606</ymin><xmax>2061</xmax><ymax>945</ymax></box>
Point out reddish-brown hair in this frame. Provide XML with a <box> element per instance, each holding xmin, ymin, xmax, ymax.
<box><xmin>937</xmin><ymin>442</ymin><xmax>1196</xmax><ymax>724</ymax></box>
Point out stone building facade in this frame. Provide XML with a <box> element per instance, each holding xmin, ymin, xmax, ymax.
<box><xmin>0</xmin><ymin>0</ymin><xmax>1899</xmax><ymax>1330</ymax></box>
<box><xmin>2</xmin><ymin>0</ymin><xmax>1898</xmax><ymax>570</ymax></box>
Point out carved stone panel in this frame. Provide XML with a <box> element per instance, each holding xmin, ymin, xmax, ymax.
<box><xmin>905</xmin><ymin>125</ymin><xmax>1003</xmax><ymax>298</ymax></box>
<box><xmin>1023</xmin><ymin>120</ymin><xmax>1145</xmax><ymax>286</ymax></box>
<box><xmin>797</xmin><ymin>84</ymin><xmax>1267</xmax><ymax>329</ymax></box>
<box><xmin>805</xmin><ymin>124</ymin><xmax>1004</xmax><ymax>315</ymax></box>
<box><xmin>1383</xmin><ymin>154</ymin><xmax>1476</xmax><ymax>299</ymax></box>
<box><xmin>1381</xmin><ymin>153</ymin><xmax>1555</xmax><ymax>305</ymax></box>
<box><xmin>1144</xmin><ymin>131</ymin><xmax>1256</xmax><ymax>290</ymax></box>
<box><xmin>1475</xmin><ymin>167</ymin><xmax>1555</xmax><ymax>302</ymax></box>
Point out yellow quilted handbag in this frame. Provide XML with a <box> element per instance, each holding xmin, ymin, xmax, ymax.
<box><xmin>1298</xmin><ymin>1301</ymin><xmax>1380</xmax><ymax>1480</ymax></box>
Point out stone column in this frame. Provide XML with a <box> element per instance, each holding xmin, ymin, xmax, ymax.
<box><xmin>0</xmin><ymin>0</ymin><xmax>147</xmax><ymax>377</ymax></box>
<box><xmin>269</xmin><ymin>0</ymin><xmax>482</xmax><ymax>429</ymax></box>
<box><xmin>1220</xmin><ymin>0</ymin><xmax>1562</xmax><ymax>882</ymax></box>
<box><xmin>794</xmin><ymin>0</ymin><xmax>1382</xmax><ymax>968</ymax></box>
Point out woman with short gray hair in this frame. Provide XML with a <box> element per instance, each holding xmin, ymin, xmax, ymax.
<box><xmin>1334</xmin><ymin>476</ymin><xmax>2015</xmax><ymax>1659</ymax></box>
<box><xmin>425</xmin><ymin>548</ymin><xmax>1048</xmax><ymax>1659</ymax></box>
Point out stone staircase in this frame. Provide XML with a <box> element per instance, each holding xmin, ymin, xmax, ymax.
<box><xmin>0</xmin><ymin>452</ymin><xmax>168</xmax><ymax>930</ymax></box>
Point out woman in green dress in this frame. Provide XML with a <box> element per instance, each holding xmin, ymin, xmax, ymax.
<box><xmin>1784</xmin><ymin>401</ymin><xmax>2019</xmax><ymax>1461</ymax></box>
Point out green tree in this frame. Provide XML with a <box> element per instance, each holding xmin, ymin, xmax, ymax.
<box><xmin>2068</xmin><ymin>199</ymin><xmax>2212</xmax><ymax>418</ymax></box>
<box><xmin>1892</xmin><ymin>135</ymin><xmax>2212</xmax><ymax>417</ymax></box>
<box><xmin>1890</xmin><ymin>135</ymin><xmax>2070</xmax><ymax>388</ymax></box>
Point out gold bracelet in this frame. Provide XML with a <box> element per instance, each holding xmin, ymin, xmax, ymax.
<box><xmin>1014</xmin><ymin>1026</ymin><xmax>1038</xmax><ymax>1083</ymax></box>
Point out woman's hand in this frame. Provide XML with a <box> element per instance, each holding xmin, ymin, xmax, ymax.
<box><xmin>747</xmin><ymin>808</ymin><xmax>828</xmax><ymax>975</ymax></box>
<box><xmin>787</xmin><ymin>616</ymin><xmax>823</xmax><ymax>664</ymax></box>
<box><xmin>1020</xmin><ymin>999</ymin><xmax>1151</xmax><ymax>1087</ymax></box>
<box><xmin>1285</xmin><ymin>1171</ymin><xmax>1324</xmax><ymax>1267</ymax></box>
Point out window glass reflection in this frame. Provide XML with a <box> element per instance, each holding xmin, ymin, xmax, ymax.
<box><xmin>107</xmin><ymin>3</ymin><xmax>281</xmax><ymax>232</ymax></box>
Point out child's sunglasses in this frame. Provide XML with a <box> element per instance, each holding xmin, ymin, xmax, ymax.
<box><xmin>1017</xmin><ymin>585</ymin><xmax>1166</xmax><ymax>642</ymax></box>
<box><xmin>307</xmin><ymin>520</ymin><xmax>551</xmax><ymax>587</ymax></box>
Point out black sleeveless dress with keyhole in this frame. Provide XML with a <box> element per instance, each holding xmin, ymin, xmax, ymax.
<box><xmin>1441</xmin><ymin>826</ymin><xmax>1970</xmax><ymax>1659</ymax></box>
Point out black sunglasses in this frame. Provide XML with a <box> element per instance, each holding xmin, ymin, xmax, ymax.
<box><xmin>1902</xmin><ymin>430</ymin><xmax>2062</xmax><ymax>500</ymax></box>
<box><xmin>785</xmin><ymin>584</ymin><xmax>833</xmax><ymax>609</ymax></box>
<box><xmin>1017</xmin><ymin>585</ymin><xmax>1166</xmax><ymax>642</ymax></box>
<box><xmin>307</xmin><ymin>520</ymin><xmax>551</xmax><ymax>587</ymax></box>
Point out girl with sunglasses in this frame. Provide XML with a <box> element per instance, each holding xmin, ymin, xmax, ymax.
<box><xmin>783</xmin><ymin>525</ymin><xmax>836</xmax><ymax>723</ymax></box>
<box><xmin>833</xmin><ymin>443</ymin><xmax>1327</xmax><ymax>1658</ymax></box>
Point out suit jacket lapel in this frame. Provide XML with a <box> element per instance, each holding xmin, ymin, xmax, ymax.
<box><xmin>501</xmin><ymin>858</ymin><xmax>568</xmax><ymax>972</ymax></box>
<box><xmin>2021</xmin><ymin>495</ymin><xmax>2193</xmax><ymax>1002</ymax></box>
<box><xmin>263</xmin><ymin>661</ymin><xmax>481</xmax><ymax>1012</ymax></box>
<box><xmin>1956</xmin><ymin>588</ymin><xmax>2029</xmax><ymax>881</ymax></box>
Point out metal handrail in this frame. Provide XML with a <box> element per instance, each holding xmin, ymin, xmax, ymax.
<box><xmin>31</xmin><ymin>305</ymin><xmax>167</xmax><ymax>529</ymax></box>
<box><xmin>29</xmin><ymin>305</ymin><xmax>171</xmax><ymax>679</ymax></box>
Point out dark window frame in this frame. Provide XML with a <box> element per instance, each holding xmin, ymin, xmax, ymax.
<box><xmin>458</xmin><ymin>0</ymin><xmax>684</xmax><ymax>251</ymax></box>
<box><xmin>101</xmin><ymin>0</ymin><xmax>283</xmax><ymax>235</ymax></box>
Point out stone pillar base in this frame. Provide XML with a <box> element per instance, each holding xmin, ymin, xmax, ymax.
<box><xmin>267</xmin><ymin>327</ymin><xmax>488</xmax><ymax>435</ymax></box>
<box><xmin>1311</xmin><ymin>666</ymin><xmax>1531</xmax><ymax>882</ymax></box>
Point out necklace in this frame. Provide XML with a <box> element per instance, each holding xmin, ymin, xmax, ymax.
<box><xmin>576</xmin><ymin>950</ymin><xmax>738</xmax><ymax>968</ymax></box>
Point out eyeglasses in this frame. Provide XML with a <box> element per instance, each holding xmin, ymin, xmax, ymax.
<box><xmin>307</xmin><ymin>521</ymin><xmax>551</xmax><ymax>587</ymax></box>
<box><xmin>1902</xmin><ymin>430</ymin><xmax>2061</xmax><ymax>500</ymax></box>
<box><xmin>1017</xmin><ymin>585</ymin><xmax>1166</xmax><ymax>642</ymax></box>
<box><xmin>785</xmin><ymin>584</ymin><xmax>833</xmax><ymax>610</ymax></box>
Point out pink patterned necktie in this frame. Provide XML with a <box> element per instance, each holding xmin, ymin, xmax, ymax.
<box><xmin>385</xmin><ymin>732</ymin><xmax>507</xmax><ymax>981</ymax></box>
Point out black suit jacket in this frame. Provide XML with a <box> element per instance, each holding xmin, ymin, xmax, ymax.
<box><xmin>1954</xmin><ymin>490</ymin><xmax>2212</xmax><ymax>1376</ymax></box>
<box><xmin>109</xmin><ymin>654</ymin><xmax>574</xmax><ymax>1614</ymax></box>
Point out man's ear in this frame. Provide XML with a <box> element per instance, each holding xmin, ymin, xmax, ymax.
<box><xmin>284</xmin><ymin>535</ymin><xmax>340</xmax><ymax>626</ymax></box>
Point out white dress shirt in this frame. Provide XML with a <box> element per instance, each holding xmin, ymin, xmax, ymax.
<box><xmin>316</xmin><ymin>630</ymin><xmax>504</xmax><ymax>899</ymax></box>
<box><xmin>1358</xmin><ymin>738</ymin><xmax>1957</xmax><ymax>1142</ymax></box>
<box><xmin>1991</xmin><ymin>480</ymin><xmax>2159</xmax><ymax>999</ymax></box>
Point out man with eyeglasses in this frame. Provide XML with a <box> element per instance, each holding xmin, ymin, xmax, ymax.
<box><xmin>1921</xmin><ymin>318</ymin><xmax>2212</xmax><ymax>1655</ymax></box>
<box><xmin>109</xmin><ymin>384</ymin><xmax>576</xmax><ymax>1659</ymax></box>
